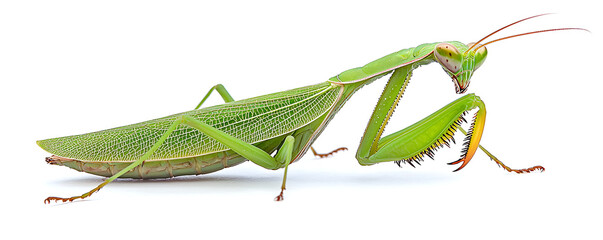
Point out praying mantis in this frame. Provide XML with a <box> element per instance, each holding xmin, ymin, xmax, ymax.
<box><xmin>38</xmin><ymin>14</ymin><xmax>585</xmax><ymax>204</ymax></box>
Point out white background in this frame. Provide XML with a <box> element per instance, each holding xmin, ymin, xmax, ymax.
<box><xmin>1</xmin><ymin>1</ymin><xmax>601</xmax><ymax>239</ymax></box>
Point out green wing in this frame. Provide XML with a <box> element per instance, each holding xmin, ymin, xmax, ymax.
<box><xmin>38</xmin><ymin>82</ymin><xmax>340</xmax><ymax>162</ymax></box>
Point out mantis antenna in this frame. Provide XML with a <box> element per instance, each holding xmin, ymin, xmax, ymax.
<box><xmin>474</xmin><ymin>28</ymin><xmax>589</xmax><ymax>51</ymax></box>
<box><xmin>465</xmin><ymin>13</ymin><xmax>588</xmax><ymax>53</ymax></box>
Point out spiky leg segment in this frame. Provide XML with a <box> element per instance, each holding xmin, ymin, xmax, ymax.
<box><xmin>448</xmin><ymin>108</ymin><xmax>487</xmax><ymax>172</ymax></box>
<box><xmin>394</xmin><ymin>113</ymin><xmax>466</xmax><ymax>168</ymax></box>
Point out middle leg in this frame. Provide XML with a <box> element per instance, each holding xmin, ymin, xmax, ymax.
<box><xmin>180</xmin><ymin>115</ymin><xmax>296</xmax><ymax>200</ymax></box>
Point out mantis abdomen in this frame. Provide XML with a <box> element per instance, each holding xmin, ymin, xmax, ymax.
<box><xmin>46</xmin><ymin>135</ymin><xmax>289</xmax><ymax>178</ymax></box>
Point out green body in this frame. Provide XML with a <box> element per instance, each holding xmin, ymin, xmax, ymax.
<box><xmin>38</xmin><ymin>42</ymin><xmax>458</xmax><ymax>178</ymax></box>
<box><xmin>40</xmin><ymin>30</ymin><xmax>548</xmax><ymax>203</ymax></box>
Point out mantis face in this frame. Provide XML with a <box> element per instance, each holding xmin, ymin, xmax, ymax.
<box><xmin>434</xmin><ymin>42</ymin><xmax>487</xmax><ymax>94</ymax></box>
<box><xmin>431</xmin><ymin>14</ymin><xmax>585</xmax><ymax>94</ymax></box>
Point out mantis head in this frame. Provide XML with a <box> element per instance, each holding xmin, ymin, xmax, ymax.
<box><xmin>434</xmin><ymin>42</ymin><xmax>487</xmax><ymax>94</ymax></box>
<box><xmin>433</xmin><ymin>13</ymin><xmax>586</xmax><ymax>94</ymax></box>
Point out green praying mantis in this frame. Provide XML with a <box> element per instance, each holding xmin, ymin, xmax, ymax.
<box><xmin>38</xmin><ymin>14</ymin><xmax>585</xmax><ymax>204</ymax></box>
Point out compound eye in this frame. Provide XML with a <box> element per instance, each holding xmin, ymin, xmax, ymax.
<box><xmin>467</xmin><ymin>42</ymin><xmax>488</xmax><ymax>69</ymax></box>
<box><xmin>434</xmin><ymin>43</ymin><xmax>463</xmax><ymax>73</ymax></box>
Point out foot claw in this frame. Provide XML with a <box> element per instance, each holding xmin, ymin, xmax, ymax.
<box><xmin>274</xmin><ymin>190</ymin><xmax>285</xmax><ymax>201</ymax></box>
<box><xmin>448</xmin><ymin>159</ymin><xmax>469</xmax><ymax>172</ymax></box>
